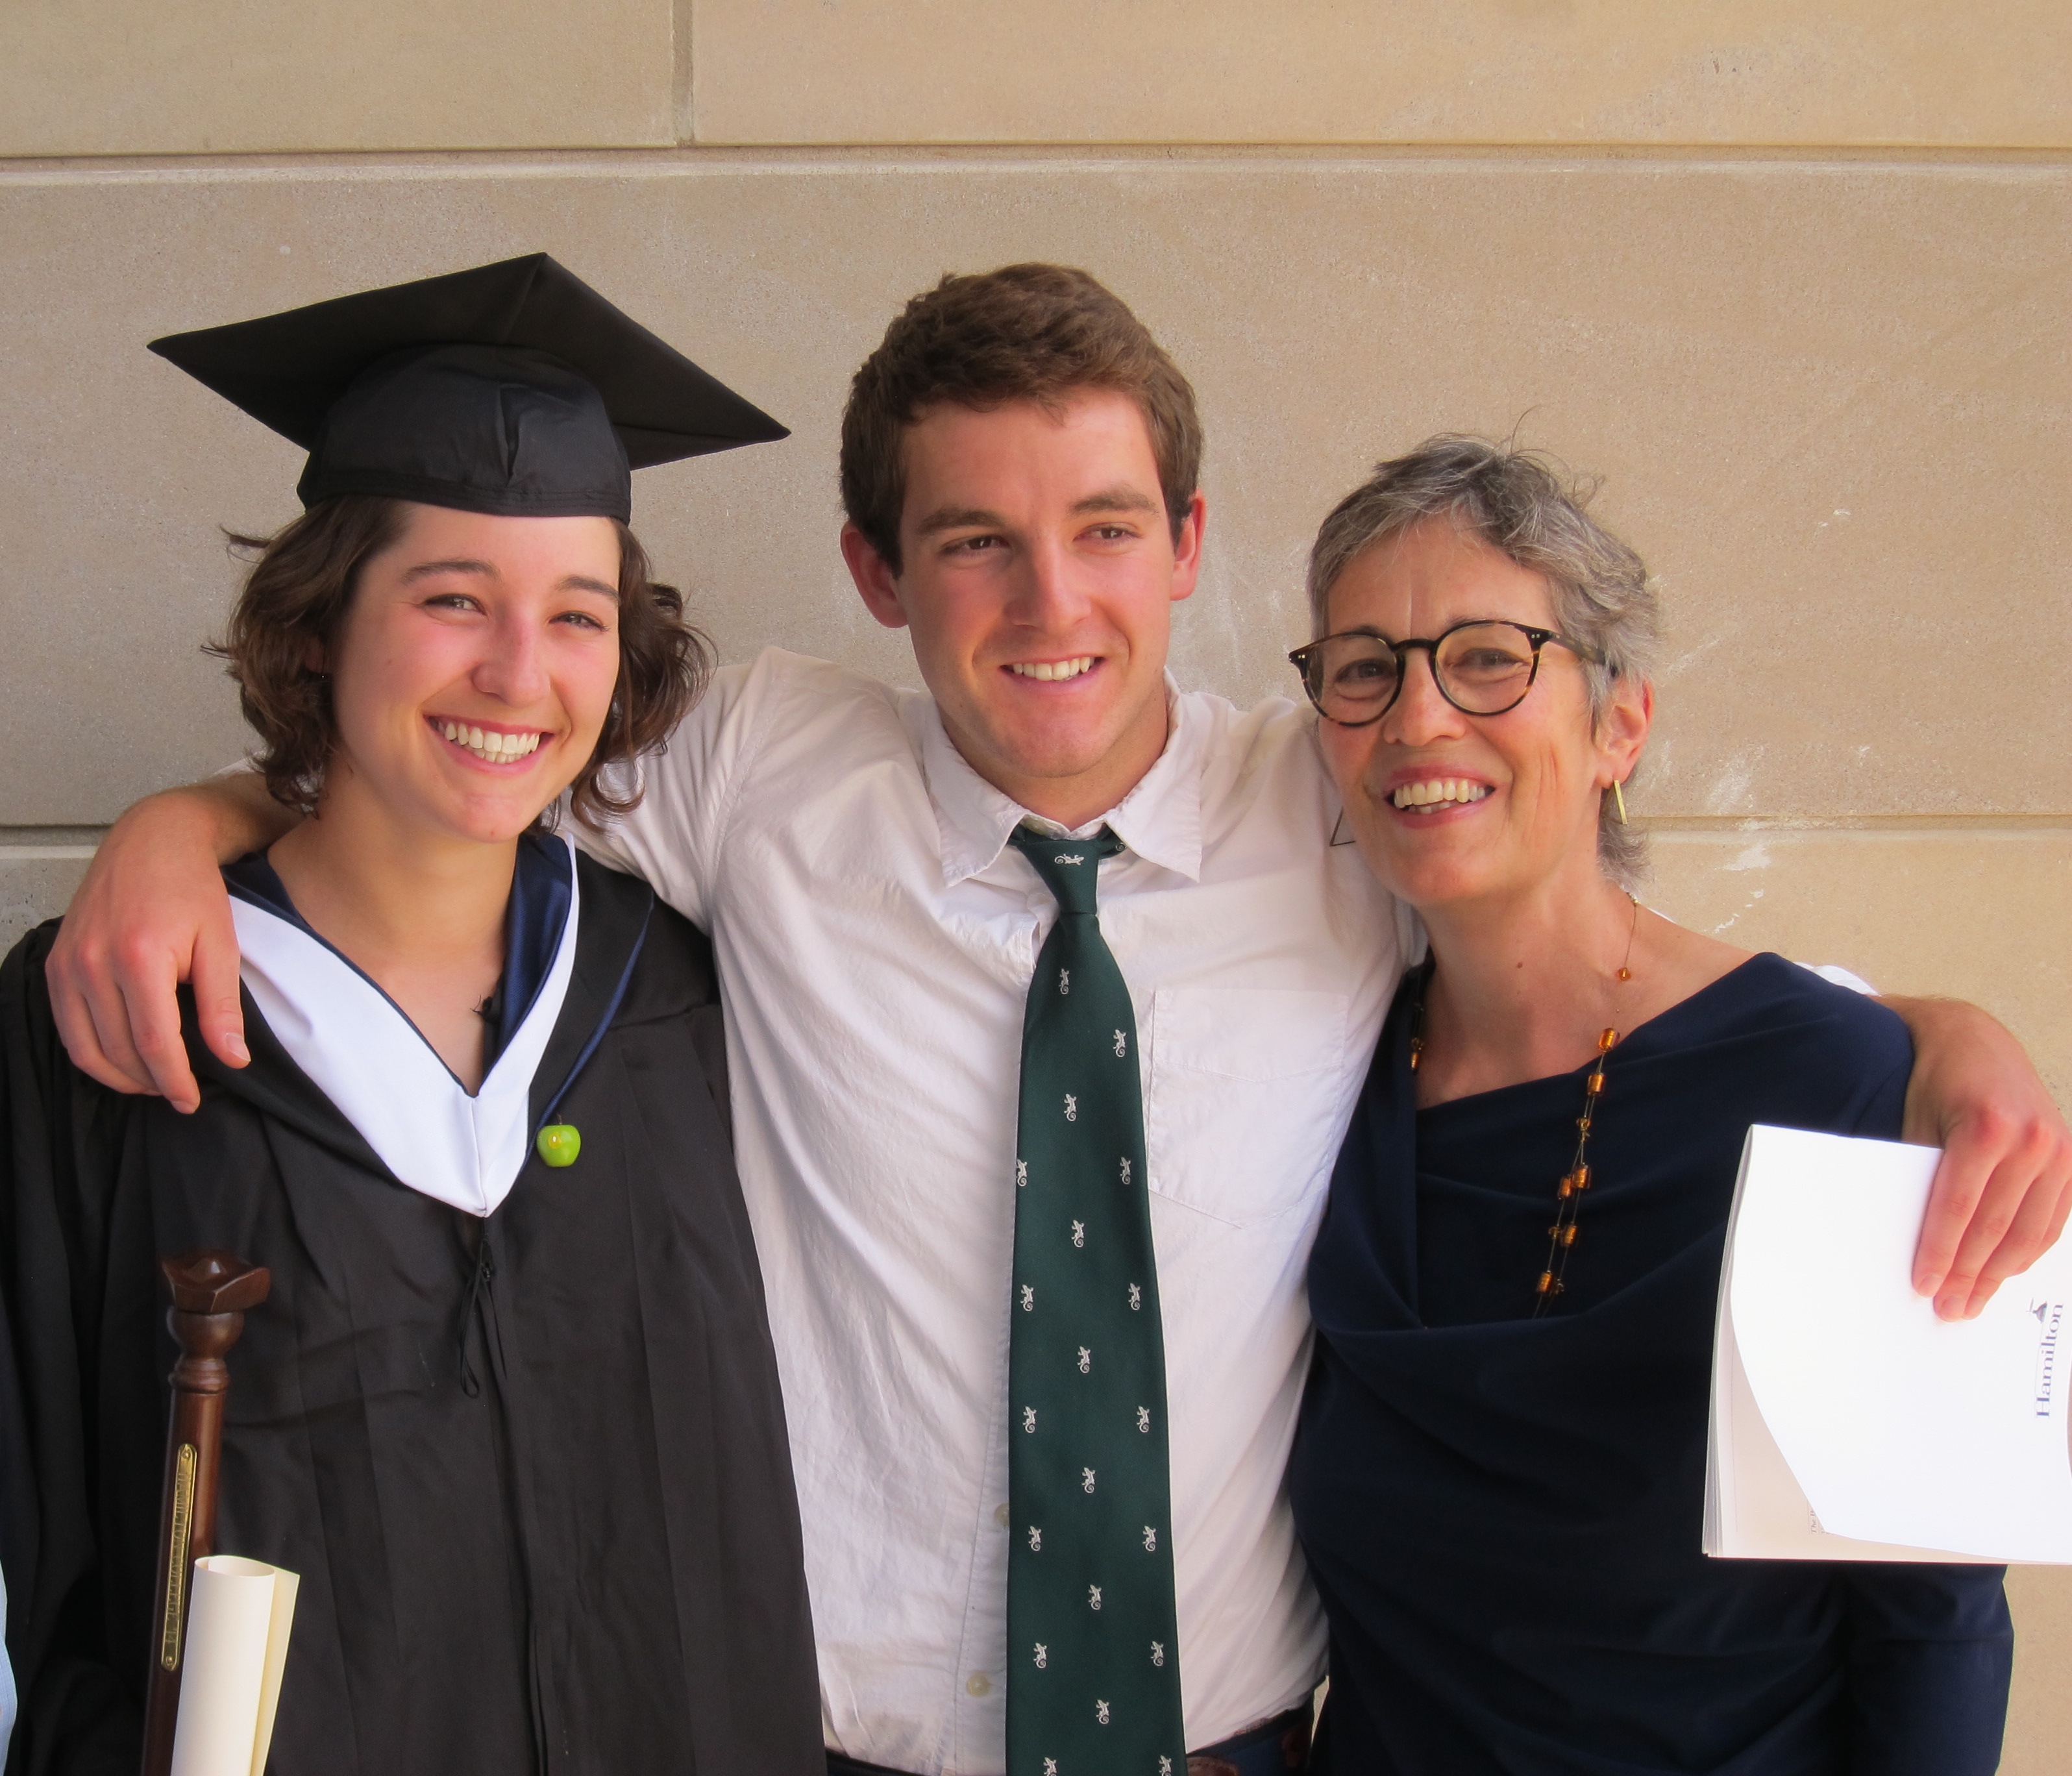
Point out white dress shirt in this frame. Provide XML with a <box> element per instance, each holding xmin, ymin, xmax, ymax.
<box><xmin>587</xmin><ymin>648</ymin><xmax>1414</xmax><ymax>1772</ymax></box>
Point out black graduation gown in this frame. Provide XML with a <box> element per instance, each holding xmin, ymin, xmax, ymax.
<box><xmin>0</xmin><ymin>852</ymin><xmax>824</xmax><ymax>1776</ymax></box>
<box><xmin>1289</xmin><ymin>954</ymin><xmax>2012</xmax><ymax>1775</ymax></box>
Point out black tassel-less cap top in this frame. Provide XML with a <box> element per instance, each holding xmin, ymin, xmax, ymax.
<box><xmin>148</xmin><ymin>253</ymin><xmax>789</xmax><ymax>522</ymax></box>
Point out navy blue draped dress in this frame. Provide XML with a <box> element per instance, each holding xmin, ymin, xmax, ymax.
<box><xmin>1290</xmin><ymin>954</ymin><xmax>2012</xmax><ymax>1775</ymax></box>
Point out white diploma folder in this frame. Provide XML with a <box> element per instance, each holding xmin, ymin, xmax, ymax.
<box><xmin>1707</xmin><ymin>1124</ymin><xmax>2072</xmax><ymax>1564</ymax></box>
<box><xmin>169</xmin><ymin>1555</ymin><xmax>299</xmax><ymax>1776</ymax></box>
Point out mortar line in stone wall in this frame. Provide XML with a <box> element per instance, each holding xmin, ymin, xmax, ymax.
<box><xmin>0</xmin><ymin>828</ymin><xmax>108</xmax><ymax>849</ymax></box>
<box><xmin>1643</xmin><ymin>816</ymin><xmax>2072</xmax><ymax>841</ymax></box>
<box><xmin>5</xmin><ymin>817</ymin><xmax>2067</xmax><ymax>854</ymax></box>
<box><xmin>671</xmin><ymin>0</ymin><xmax>696</xmax><ymax>145</ymax></box>
<box><xmin>1</xmin><ymin>143</ymin><xmax>2068</xmax><ymax>185</ymax></box>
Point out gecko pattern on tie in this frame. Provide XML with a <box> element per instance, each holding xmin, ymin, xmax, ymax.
<box><xmin>1005</xmin><ymin>825</ymin><xmax>1185</xmax><ymax>1776</ymax></box>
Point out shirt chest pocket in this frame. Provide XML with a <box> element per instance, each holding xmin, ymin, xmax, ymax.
<box><xmin>1143</xmin><ymin>986</ymin><xmax>1353</xmax><ymax>1228</ymax></box>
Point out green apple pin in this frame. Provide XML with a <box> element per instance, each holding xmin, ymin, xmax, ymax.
<box><xmin>536</xmin><ymin>1124</ymin><xmax>582</xmax><ymax>1168</ymax></box>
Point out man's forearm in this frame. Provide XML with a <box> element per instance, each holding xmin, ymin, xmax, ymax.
<box><xmin>138</xmin><ymin>771</ymin><xmax>299</xmax><ymax>868</ymax></box>
<box><xmin>1877</xmin><ymin>991</ymin><xmax>2072</xmax><ymax>1317</ymax></box>
<box><xmin>1881</xmin><ymin>993</ymin><xmax>2016</xmax><ymax>1146</ymax></box>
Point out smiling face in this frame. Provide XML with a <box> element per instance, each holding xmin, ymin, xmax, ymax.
<box><xmin>319</xmin><ymin>501</ymin><xmax>623</xmax><ymax>845</ymax></box>
<box><xmin>842</xmin><ymin>389</ymin><xmax>1204</xmax><ymax>826</ymax></box>
<box><xmin>1314</xmin><ymin>516</ymin><xmax>1649</xmax><ymax>915</ymax></box>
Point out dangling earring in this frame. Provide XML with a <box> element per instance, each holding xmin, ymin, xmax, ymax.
<box><xmin>1611</xmin><ymin>778</ymin><xmax>1629</xmax><ymax>824</ymax></box>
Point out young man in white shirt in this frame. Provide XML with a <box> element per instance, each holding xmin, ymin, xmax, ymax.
<box><xmin>47</xmin><ymin>264</ymin><xmax>2072</xmax><ymax>1776</ymax></box>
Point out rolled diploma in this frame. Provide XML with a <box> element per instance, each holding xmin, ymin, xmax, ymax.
<box><xmin>170</xmin><ymin>1555</ymin><xmax>299</xmax><ymax>1776</ymax></box>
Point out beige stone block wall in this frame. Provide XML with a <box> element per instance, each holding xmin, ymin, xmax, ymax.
<box><xmin>0</xmin><ymin>0</ymin><xmax>679</xmax><ymax>157</ymax></box>
<box><xmin>1</xmin><ymin>1</ymin><xmax>2064</xmax><ymax>1766</ymax></box>
<box><xmin>8</xmin><ymin>1</ymin><xmax>2067</xmax><ymax>157</ymax></box>
<box><xmin>5</xmin><ymin>158</ymin><xmax>2066</xmax><ymax>828</ymax></box>
<box><xmin>0</xmin><ymin>852</ymin><xmax>93</xmax><ymax>952</ymax></box>
<box><xmin>2007</xmin><ymin>1568</ymin><xmax>2072</xmax><ymax>1775</ymax></box>
<box><xmin>1647</xmin><ymin>829</ymin><xmax>2071</xmax><ymax>1137</ymax></box>
<box><xmin>693</xmin><ymin>1</ymin><xmax>2072</xmax><ymax>147</ymax></box>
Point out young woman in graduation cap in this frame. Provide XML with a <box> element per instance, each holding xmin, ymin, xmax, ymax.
<box><xmin>0</xmin><ymin>257</ymin><xmax>825</xmax><ymax>1775</ymax></box>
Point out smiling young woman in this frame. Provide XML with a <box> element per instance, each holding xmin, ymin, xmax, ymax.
<box><xmin>0</xmin><ymin>259</ymin><xmax>824</xmax><ymax>1775</ymax></box>
<box><xmin>212</xmin><ymin>495</ymin><xmax>696</xmax><ymax>1088</ymax></box>
<box><xmin>217</xmin><ymin>494</ymin><xmax>698</xmax><ymax>835</ymax></box>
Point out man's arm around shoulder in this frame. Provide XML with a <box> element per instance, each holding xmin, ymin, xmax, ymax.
<box><xmin>48</xmin><ymin>773</ymin><xmax>290</xmax><ymax>1113</ymax></box>
<box><xmin>49</xmin><ymin>652</ymin><xmax>789</xmax><ymax>1111</ymax></box>
<box><xmin>1879</xmin><ymin>993</ymin><xmax>2072</xmax><ymax>1323</ymax></box>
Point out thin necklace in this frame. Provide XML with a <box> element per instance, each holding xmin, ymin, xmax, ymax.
<box><xmin>1407</xmin><ymin>892</ymin><xmax>1638</xmax><ymax>1316</ymax></box>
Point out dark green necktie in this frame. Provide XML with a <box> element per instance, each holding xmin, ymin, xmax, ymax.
<box><xmin>1006</xmin><ymin>826</ymin><xmax>1185</xmax><ymax>1776</ymax></box>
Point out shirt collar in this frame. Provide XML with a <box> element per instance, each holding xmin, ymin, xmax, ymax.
<box><xmin>919</xmin><ymin>676</ymin><xmax>1206</xmax><ymax>887</ymax></box>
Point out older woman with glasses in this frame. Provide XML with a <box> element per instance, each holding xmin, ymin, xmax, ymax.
<box><xmin>1283</xmin><ymin>438</ymin><xmax>2014</xmax><ymax>1775</ymax></box>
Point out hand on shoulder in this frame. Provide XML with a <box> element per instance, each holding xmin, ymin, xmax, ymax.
<box><xmin>47</xmin><ymin>776</ymin><xmax>284</xmax><ymax>1111</ymax></box>
<box><xmin>1884</xmin><ymin>994</ymin><xmax>2072</xmax><ymax>1321</ymax></box>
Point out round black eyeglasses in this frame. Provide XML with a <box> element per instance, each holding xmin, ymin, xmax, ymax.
<box><xmin>1287</xmin><ymin>620</ymin><xmax>1593</xmax><ymax>727</ymax></box>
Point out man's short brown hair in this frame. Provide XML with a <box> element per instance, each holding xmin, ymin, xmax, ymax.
<box><xmin>840</xmin><ymin>264</ymin><xmax>1203</xmax><ymax>574</ymax></box>
<box><xmin>209</xmin><ymin>495</ymin><xmax>707</xmax><ymax>828</ymax></box>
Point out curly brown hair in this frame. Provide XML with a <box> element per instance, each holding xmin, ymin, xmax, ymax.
<box><xmin>208</xmin><ymin>494</ymin><xmax>708</xmax><ymax>828</ymax></box>
<box><xmin>840</xmin><ymin>264</ymin><xmax>1203</xmax><ymax>574</ymax></box>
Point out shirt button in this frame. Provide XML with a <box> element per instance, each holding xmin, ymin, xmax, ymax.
<box><xmin>994</xmin><ymin>1503</ymin><xmax>1010</xmax><ymax>1527</ymax></box>
<box><xmin>967</xmin><ymin>1673</ymin><xmax>993</xmax><ymax>1697</ymax></box>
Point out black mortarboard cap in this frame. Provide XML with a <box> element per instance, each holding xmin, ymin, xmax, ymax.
<box><xmin>148</xmin><ymin>254</ymin><xmax>787</xmax><ymax>522</ymax></box>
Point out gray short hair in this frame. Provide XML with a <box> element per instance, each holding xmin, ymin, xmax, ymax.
<box><xmin>1305</xmin><ymin>435</ymin><xmax>1659</xmax><ymax>889</ymax></box>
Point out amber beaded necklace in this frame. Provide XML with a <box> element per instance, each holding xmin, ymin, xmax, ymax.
<box><xmin>1409</xmin><ymin>894</ymin><xmax>1638</xmax><ymax>1318</ymax></box>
